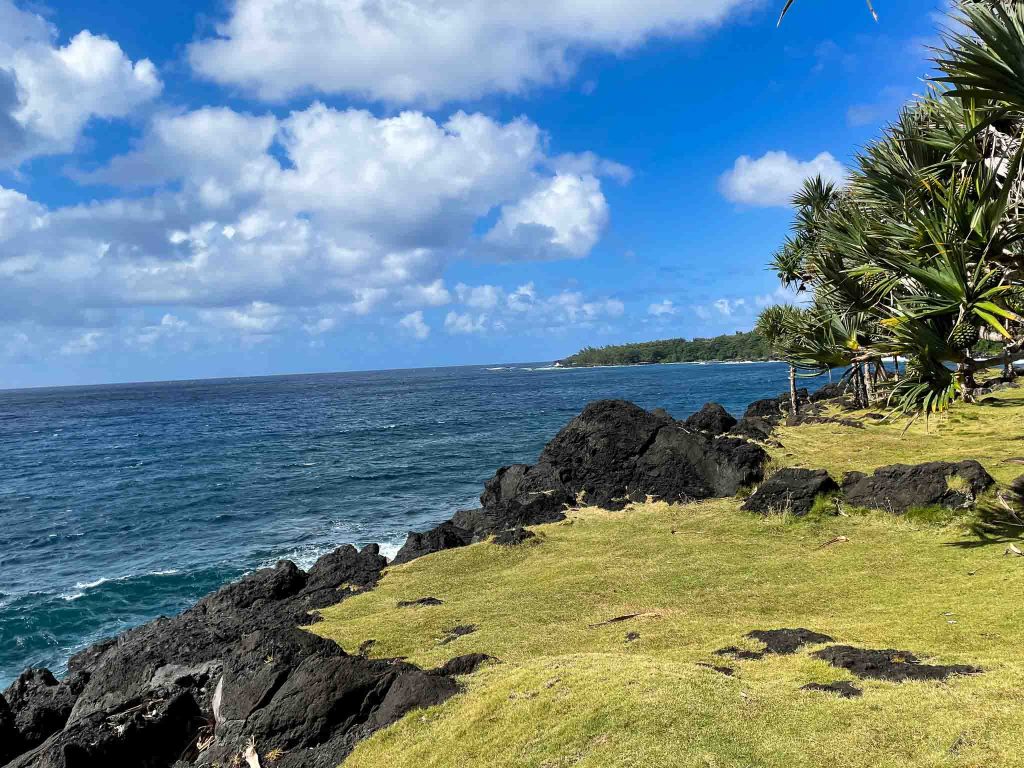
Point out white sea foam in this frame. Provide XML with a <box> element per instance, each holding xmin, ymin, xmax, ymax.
<box><xmin>378</xmin><ymin>540</ymin><xmax>403</xmax><ymax>561</ymax></box>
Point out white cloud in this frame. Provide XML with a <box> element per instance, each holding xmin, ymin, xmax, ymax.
<box><xmin>455</xmin><ymin>283</ymin><xmax>501</xmax><ymax>310</ymax></box>
<box><xmin>0</xmin><ymin>1</ymin><xmax>161</xmax><ymax>166</ymax></box>
<box><xmin>199</xmin><ymin>301</ymin><xmax>286</xmax><ymax>336</ymax></box>
<box><xmin>712</xmin><ymin>298</ymin><xmax>746</xmax><ymax>316</ymax></box>
<box><xmin>719</xmin><ymin>151</ymin><xmax>846</xmax><ymax>207</ymax></box>
<box><xmin>486</xmin><ymin>174</ymin><xmax>608</xmax><ymax>259</ymax></box>
<box><xmin>188</xmin><ymin>0</ymin><xmax>755</xmax><ymax>104</ymax></box>
<box><xmin>0</xmin><ymin>105</ymin><xmax>619</xmax><ymax>336</ymax></box>
<box><xmin>60</xmin><ymin>330</ymin><xmax>104</xmax><ymax>356</ymax></box>
<box><xmin>444</xmin><ymin>311</ymin><xmax>487</xmax><ymax>335</ymax></box>
<box><xmin>648</xmin><ymin>299</ymin><xmax>677</xmax><ymax>317</ymax></box>
<box><xmin>399</xmin><ymin>310</ymin><xmax>430</xmax><ymax>340</ymax></box>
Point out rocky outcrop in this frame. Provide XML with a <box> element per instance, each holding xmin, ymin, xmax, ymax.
<box><xmin>392</xmin><ymin>521</ymin><xmax>475</xmax><ymax>565</ymax></box>
<box><xmin>395</xmin><ymin>400</ymin><xmax>769</xmax><ymax>564</ymax></box>
<box><xmin>684</xmin><ymin>403</ymin><xmax>737</xmax><ymax>436</ymax></box>
<box><xmin>742</xmin><ymin>469</ymin><xmax>839</xmax><ymax>517</ymax></box>
<box><xmin>842</xmin><ymin>461</ymin><xmax>994</xmax><ymax>513</ymax></box>
<box><xmin>1</xmin><ymin>545</ymin><xmax>474</xmax><ymax>768</ymax></box>
<box><xmin>728</xmin><ymin>416</ymin><xmax>778</xmax><ymax>445</ymax></box>
<box><xmin>2</xmin><ymin>669</ymin><xmax>86</xmax><ymax>756</ymax></box>
<box><xmin>743</xmin><ymin>389</ymin><xmax>810</xmax><ymax>423</ymax></box>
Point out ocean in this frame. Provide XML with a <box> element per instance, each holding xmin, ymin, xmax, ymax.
<box><xmin>0</xmin><ymin>361</ymin><xmax>821</xmax><ymax>687</ymax></box>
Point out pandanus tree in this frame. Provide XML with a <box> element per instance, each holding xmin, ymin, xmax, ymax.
<box><xmin>763</xmin><ymin>1</ymin><xmax>1024</xmax><ymax>415</ymax></box>
<box><xmin>755</xmin><ymin>305</ymin><xmax>804</xmax><ymax>417</ymax></box>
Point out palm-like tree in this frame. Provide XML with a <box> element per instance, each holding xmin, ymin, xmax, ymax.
<box><xmin>756</xmin><ymin>305</ymin><xmax>805</xmax><ymax>417</ymax></box>
<box><xmin>764</xmin><ymin>2</ymin><xmax>1024</xmax><ymax>414</ymax></box>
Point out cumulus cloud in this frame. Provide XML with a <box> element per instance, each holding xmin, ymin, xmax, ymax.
<box><xmin>444</xmin><ymin>311</ymin><xmax>487</xmax><ymax>335</ymax></box>
<box><xmin>455</xmin><ymin>283</ymin><xmax>501</xmax><ymax>310</ymax></box>
<box><xmin>0</xmin><ymin>0</ymin><xmax>161</xmax><ymax>166</ymax></box>
<box><xmin>648</xmin><ymin>300</ymin><xmax>677</xmax><ymax>317</ymax></box>
<box><xmin>486</xmin><ymin>174</ymin><xmax>609</xmax><ymax>260</ymax></box>
<box><xmin>0</xmin><ymin>105</ymin><xmax>621</xmax><ymax>343</ymax></box>
<box><xmin>188</xmin><ymin>0</ymin><xmax>755</xmax><ymax>104</ymax></box>
<box><xmin>399</xmin><ymin>311</ymin><xmax>430</xmax><ymax>340</ymax></box>
<box><xmin>719</xmin><ymin>151</ymin><xmax>846</xmax><ymax>207</ymax></box>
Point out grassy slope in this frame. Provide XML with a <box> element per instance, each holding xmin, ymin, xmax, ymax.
<box><xmin>315</xmin><ymin>390</ymin><xmax>1024</xmax><ymax>768</ymax></box>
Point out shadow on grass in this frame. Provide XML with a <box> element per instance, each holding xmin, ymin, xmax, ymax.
<box><xmin>948</xmin><ymin>501</ymin><xmax>1024</xmax><ymax>549</ymax></box>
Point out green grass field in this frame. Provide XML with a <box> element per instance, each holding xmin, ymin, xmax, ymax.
<box><xmin>315</xmin><ymin>388</ymin><xmax>1024</xmax><ymax>768</ymax></box>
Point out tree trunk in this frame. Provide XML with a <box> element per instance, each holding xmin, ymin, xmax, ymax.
<box><xmin>892</xmin><ymin>355</ymin><xmax>900</xmax><ymax>382</ymax></box>
<box><xmin>789</xmin><ymin>365</ymin><xmax>798</xmax><ymax>418</ymax></box>
<box><xmin>862</xmin><ymin>362</ymin><xmax>875</xmax><ymax>406</ymax></box>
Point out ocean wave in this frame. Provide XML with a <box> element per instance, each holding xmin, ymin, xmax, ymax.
<box><xmin>61</xmin><ymin>569</ymin><xmax>183</xmax><ymax>601</ymax></box>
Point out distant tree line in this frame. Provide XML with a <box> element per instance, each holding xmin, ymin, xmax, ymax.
<box><xmin>558</xmin><ymin>331</ymin><xmax>773</xmax><ymax>367</ymax></box>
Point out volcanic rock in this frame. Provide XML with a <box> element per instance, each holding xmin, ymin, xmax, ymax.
<box><xmin>492</xmin><ymin>527</ymin><xmax>537</xmax><ymax>547</ymax></box>
<box><xmin>813</xmin><ymin>646</ymin><xmax>981</xmax><ymax>682</ymax></box>
<box><xmin>1</xmin><ymin>543</ymin><xmax>466</xmax><ymax>768</ymax></box>
<box><xmin>742</xmin><ymin>469</ymin><xmax>839</xmax><ymax>516</ymax></box>
<box><xmin>396</xmin><ymin>400</ymin><xmax>768</xmax><ymax>564</ymax></box>
<box><xmin>684</xmin><ymin>403</ymin><xmax>738</xmax><ymax>435</ymax></box>
<box><xmin>842</xmin><ymin>461</ymin><xmax>994</xmax><ymax>513</ymax></box>
<box><xmin>392</xmin><ymin>521</ymin><xmax>475</xmax><ymax>566</ymax></box>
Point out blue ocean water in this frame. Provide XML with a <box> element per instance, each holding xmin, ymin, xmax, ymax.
<box><xmin>0</xmin><ymin>361</ymin><xmax>821</xmax><ymax>687</ymax></box>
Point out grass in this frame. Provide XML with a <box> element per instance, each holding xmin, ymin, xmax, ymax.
<box><xmin>312</xmin><ymin>389</ymin><xmax>1024</xmax><ymax>768</ymax></box>
<box><xmin>772</xmin><ymin>386</ymin><xmax>1024</xmax><ymax>485</ymax></box>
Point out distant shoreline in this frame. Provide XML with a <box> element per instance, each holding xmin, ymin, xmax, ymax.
<box><xmin>552</xmin><ymin>358</ymin><xmax>781</xmax><ymax>370</ymax></box>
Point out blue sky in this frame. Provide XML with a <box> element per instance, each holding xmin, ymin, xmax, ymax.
<box><xmin>0</xmin><ymin>0</ymin><xmax>947</xmax><ymax>387</ymax></box>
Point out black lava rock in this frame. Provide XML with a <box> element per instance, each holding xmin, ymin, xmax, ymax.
<box><xmin>1</xmin><ymin>543</ymin><xmax>463</xmax><ymax>768</ymax></box>
<box><xmin>813</xmin><ymin>646</ymin><xmax>981</xmax><ymax>682</ymax></box>
<box><xmin>396</xmin><ymin>400</ymin><xmax>769</xmax><ymax>564</ymax></box>
<box><xmin>3</xmin><ymin>668</ymin><xmax>85</xmax><ymax>753</ymax></box>
<box><xmin>431</xmin><ymin>654</ymin><xmax>496</xmax><ymax>677</ymax></box>
<box><xmin>728</xmin><ymin>416</ymin><xmax>778</xmax><ymax>444</ymax></box>
<box><xmin>392</xmin><ymin>521</ymin><xmax>475</xmax><ymax>565</ymax></box>
<box><xmin>684</xmin><ymin>403</ymin><xmax>738</xmax><ymax>435</ymax></box>
<box><xmin>842</xmin><ymin>461</ymin><xmax>994</xmax><ymax>513</ymax></box>
<box><xmin>742</xmin><ymin>469</ymin><xmax>839</xmax><ymax>517</ymax></box>
<box><xmin>746</xmin><ymin>628</ymin><xmax>834</xmax><ymax>655</ymax></box>
<box><xmin>492</xmin><ymin>527</ymin><xmax>537</xmax><ymax>547</ymax></box>
<box><xmin>397</xmin><ymin>597</ymin><xmax>445</xmax><ymax>608</ymax></box>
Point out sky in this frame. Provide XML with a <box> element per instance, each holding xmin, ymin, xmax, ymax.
<box><xmin>0</xmin><ymin>0</ymin><xmax>951</xmax><ymax>388</ymax></box>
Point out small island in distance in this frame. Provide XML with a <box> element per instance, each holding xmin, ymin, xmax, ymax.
<box><xmin>556</xmin><ymin>330</ymin><xmax>773</xmax><ymax>367</ymax></box>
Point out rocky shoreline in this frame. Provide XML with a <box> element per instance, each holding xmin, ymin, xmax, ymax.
<box><xmin>0</xmin><ymin>383</ymin><xmax>1007</xmax><ymax>768</ymax></box>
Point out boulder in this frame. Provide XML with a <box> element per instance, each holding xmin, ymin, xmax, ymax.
<box><xmin>492</xmin><ymin>527</ymin><xmax>537</xmax><ymax>547</ymax></box>
<box><xmin>810</xmin><ymin>382</ymin><xmax>847</xmax><ymax>403</ymax></box>
<box><xmin>684</xmin><ymin>403</ymin><xmax>737</xmax><ymax>435</ymax></box>
<box><xmin>744</xmin><ymin>397</ymin><xmax>785</xmax><ymax>421</ymax></box>
<box><xmin>392</xmin><ymin>521</ymin><xmax>475</xmax><ymax>566</ymax></box>
<box><xmin>742</xmin><ymin>468</ymin><xmax>839</xmax><ymax>516</ymax></box>
<box><xmin>0</xmin><ymin>693</ymin><xmax>22</xmax><ymax>764</ymax></box>
<box><xmin>479</xmin><ymin>462</ymin><xmax>572</xmax><ymax>526</ymax></box>
<box><xmin>842</xmin><ymin>461</ymin><xmax>994</xmax><ymax>513</ymax></box>
<box><xmin>537</xmin><ymin>400</ymin><xmax>670</xmax><ymax>509</ymax></box>
<box><xmin>3</xmin><ymin>668</ymin><xmax>85</xmax><ymax>753</ymax></box>
<box><xmin>743</xmin><ymin>389</ymin><xmax>810</xmax><ymax>422</ymax></box>
<box><xmin>728</xmin><ymin>416</ymin><xmax>778</xmax><ymax>444</ymax></box>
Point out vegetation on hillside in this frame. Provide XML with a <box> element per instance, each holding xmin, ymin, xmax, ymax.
<box><xmin>759</xmin><ymin>2</ymin><xmax>1024</xmax><ymax>416</ymax></box>
<box><xmin>316</xmin><ymin>388</ymin><xmax>1024</xmax><ymax>768</ymax></box>
<box><xmin>558</xmin><ymin>331</ymin><xmax>772</xmax><ymax>367</ymax></box>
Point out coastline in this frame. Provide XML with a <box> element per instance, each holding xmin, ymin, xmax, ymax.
<box><xmin>4</xmin><ymin>380</ymin><xmax>1023</xmax><ymax>767</ymax></box>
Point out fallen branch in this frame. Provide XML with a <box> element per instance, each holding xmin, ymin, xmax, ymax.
<box><xmin>589</xmin><ymin>612</ymin><xmax>661</xmax><ymax>628</ymax></box>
